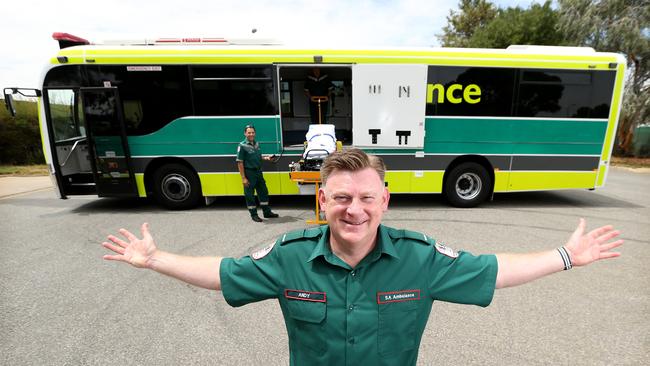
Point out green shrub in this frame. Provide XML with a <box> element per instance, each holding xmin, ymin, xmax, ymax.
<box><xmin>0</xmin><ymin>99</ymin><xmax>45</xmax><ymax>165</ymax></box>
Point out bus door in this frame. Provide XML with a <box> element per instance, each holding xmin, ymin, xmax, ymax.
<box><xmin>80</xmin><ymin>87</ymin><xmax>138</xmax><ymax>197</ymax></box>
<box><xmin>352</xmin><ymin>64</ymin><xmax>427</xmax><ymax>148</ymax></box>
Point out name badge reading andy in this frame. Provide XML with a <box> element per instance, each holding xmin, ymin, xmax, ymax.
<box><xmin>284</xmin><ymin>289</ymin><xmax>327</xmax><ymax>303</ymax></box>
<box><xmin>377</xmin><ymin>289</ymin><xmax>421</xmax><ymax>304</ymax></box>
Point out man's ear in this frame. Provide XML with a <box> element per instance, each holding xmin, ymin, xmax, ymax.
<box><xmin>318</xmin><ymin>187</ymin><xmax>327</xmax><ymax>209</ymax></box>
<box><xmin>382</xmin><ymin>187</ymin><xmax>390</xmax><ymax>211</ymax></box>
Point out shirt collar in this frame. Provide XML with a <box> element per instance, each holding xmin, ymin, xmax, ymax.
<box><xmin>307</xmin><ymin>224</ymin><xmax>400</xmax><ymax>266</ymax></box>
<box><xmin>307</xmin><ymin>225</ymin><xmax>331</xmax><ymax>263</ymax></box>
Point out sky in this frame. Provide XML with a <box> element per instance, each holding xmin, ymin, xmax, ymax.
<box><xmin>2</xmin><ymin>0</ymin><xmax>540</xmax><ymax>90</ymax></box>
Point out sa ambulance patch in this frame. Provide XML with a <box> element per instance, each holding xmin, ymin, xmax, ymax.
<box><xmin>434</xmin><ymin>242</ymin><xmax>459</xmax><ymax>258</ymax></box>
<box><xmin>251</xmin><ymin>242</ymin><xmax>275</xmax><ymax>260</ymax></box>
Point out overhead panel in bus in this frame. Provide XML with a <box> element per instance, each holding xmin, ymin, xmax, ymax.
<box><xmin>352</xmin><ymin>64</ymin><xmax>427</xmax><ymax>148</ymax></box>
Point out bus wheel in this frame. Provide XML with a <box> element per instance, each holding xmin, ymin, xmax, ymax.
<box><xmin>444</xmin><ymin>162</ymin><xmax>491</xmax><ymax>208</ymax></box>
<box><xmin>152</xmin><ymin>164</ymin><xmax>202</xmax><ymax>210</ymax></box>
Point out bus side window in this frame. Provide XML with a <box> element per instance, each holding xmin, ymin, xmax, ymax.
<box><xmin>85</xmin><ymin>65</ymin><xmax>192</xmax><ymax>136</ymax></box>
<box><xmin>427</xmin><ymin>66</ymin><xmax>516</xmax><ymax>117</ymax></box>
<box><xmin>123</xmin><ymin>100</ymin><xmax>143</xmax><ymax>130</ymax></box>
<box><xmin>191</xmin><ymin>65</ymin><xmax>277</xmax><ymax>116</ymax></box>
<box><xmin>516</xmin><ymin>70</ymin><xmax>614</xmax><ymax>118</ymax></box>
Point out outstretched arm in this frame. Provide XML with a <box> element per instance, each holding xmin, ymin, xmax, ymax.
<box><xmin>495</xmin><ymin>218</ymin><xmax>623</xmax><ymax>289</ymax></box>
<box><xmin>102</xmin><ymin>223</ymin><xmax>223</xmax><ymax>290</ymax></box>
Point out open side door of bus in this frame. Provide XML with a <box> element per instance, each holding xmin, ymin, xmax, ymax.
<box><xmin>79</xmin><ymin>87</ymin><xmax>138</xmax><ymax>197</ymax></box>
<box><xmin>351</xmin><ymin>65</ymin><xmax>427</xmax><ymax>148</ymax></box>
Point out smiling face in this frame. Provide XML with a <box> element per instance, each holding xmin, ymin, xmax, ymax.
<box><xmin>318</xmin><ymin>167</ymin><xmax>390</xmax><ymax>252</ymax></box>
<box><xmin>244</xmin><ymin>127</ymin><xmax>256</xmax><ymax>142</ymax></box>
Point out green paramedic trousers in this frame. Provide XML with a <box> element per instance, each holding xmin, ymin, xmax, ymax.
<box><xmin>244</xmin><ymin>168</ymin><xmax>271</xmax><ymax>214</ymax></box>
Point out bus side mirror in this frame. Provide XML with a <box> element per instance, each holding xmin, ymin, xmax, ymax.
<box><xmin>3</xmin><ymin>88</ymin><xmax>41</xmax><ymax>117</ymax></box>
<box><xmin>3</xmin><ymin>89</ymin><xmax>16</xmax><ymax>117</ymax></box>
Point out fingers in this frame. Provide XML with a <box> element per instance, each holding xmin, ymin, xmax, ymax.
<box><xmin>600</xmin><ymin>239</ymin><xmax>624</xmax><ymax>252</ymax></box>
<box><xmin>119</xmin><ymin>228</ymin><xmax>138</xmax><ymax>242</ymax></box>
<box><xmin>102</xmin><ymin>241</ymin><xmax>125</xmax><ymax>255</ymax></box>
<box><xmin>107</xmin><ymin>234</ymin><xmax>128</xmax><ymax>248</ymax></box>
<box><xmin>595</xmin><ymin>229</ymin><xmax>620</xmax><ymax>244</ymax></box>
<box><xmin>103</xmin><ymin>254</ymin><xmax>129</xmax><ymax>263</ymax></box>
<box><xmin>599</xmin><ymin>251</ymin><xmax>621</xmax><ymax>260</ymax></box>
<box><xmin>569</xmin><ymin>218</ymin><xmax>586</xmax><ymax>242</ymax></box>
<box><xmin>575</xmin><ymin>218</ymin><xmax>586</xmax><ymax>236</ymax></box>
<box><xmin>141</xmin><ymin>222</ymin><xmax>152</xmax><ymax>240</ymax></box>
<box><xmin>588</xmin><ymin>225</ymin><xmax>615</xmax><ymax>240</ymax></box>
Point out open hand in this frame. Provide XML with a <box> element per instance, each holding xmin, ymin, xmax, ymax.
<box><xmin>102</xmin><ymin>223</ymin><xmax>157</xmax><ymax>268</ymax></box>
<box><xmin>565</xmin><ymin>218</ymin><xmax>623</xmax><ymax>267</ymax></box>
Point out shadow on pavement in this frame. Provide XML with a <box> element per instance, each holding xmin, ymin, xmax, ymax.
<box><xmin>65</xmin><ymin>189</ymin><xmax>642</xmax><ymax>214</ymax></box>
<box><xmin>490</xmin><ymin>190</ymin><xmax>643</xmax><ymax>209</ymax></box>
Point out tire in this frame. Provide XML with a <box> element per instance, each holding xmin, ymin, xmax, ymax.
<box><xmin>152</xmin><ymin>163</ymin><xmax>202</xmax><ymax>210</ymax></box>
<box><xmin>444</xmin><ymin>162</ymin><xmax>491</xmax><ymax>208</ymax></box>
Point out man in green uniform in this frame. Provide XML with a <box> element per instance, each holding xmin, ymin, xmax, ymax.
<box><xmin>236</xmin><ymin>125</ymin><xmax>278</xmax><ymax>222</ymax></box>
<box><xmin>102</xmin><ymin>149</ymin><xmax>623</xmax><ymax>365</ymax></box>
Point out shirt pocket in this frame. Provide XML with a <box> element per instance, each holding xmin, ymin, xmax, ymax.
<box><xmin>287</xmin><ymin>299</ymin><xmax>328</xmax><ymax>354</ymax></box>
<box><xmin>377</xmin><ymin>300</ymin><xmax>418</xmax><ymax>356</ymax></box>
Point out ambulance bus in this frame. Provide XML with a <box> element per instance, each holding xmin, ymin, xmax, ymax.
<box><xmin>3</xmin><ymin>33</ymin><xmax>625</xmax><ymax>209</ymax></box>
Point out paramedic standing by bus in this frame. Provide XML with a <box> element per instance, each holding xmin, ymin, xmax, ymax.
<box><xmin>237</xmin><ymin>125</ymin><xmax>278</xmax><ymax>222</ymax></box>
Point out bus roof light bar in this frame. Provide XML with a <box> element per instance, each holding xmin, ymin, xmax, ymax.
<box><xmin>52</xmin><ymin>32</ymin><xmax>90</xmax><ymax>49</ymax></box>
<box><xmin>51</xmin><ymin>32</ymin><xmax>282</xmax><ymax>47</ymax></box>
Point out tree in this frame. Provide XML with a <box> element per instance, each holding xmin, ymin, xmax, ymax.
<box><xmin>437</xmin><ymin>0</ymin><xmax>497</xmax><ymax>47</ymax></box>
<box><xmin>557</xmin><ymin>0</ymin><xmax>650</xmax><ymax>155</ymax></box>
<box><xmin>0</xmin><ymin>99</ymin><xmax>44</xmax><ymax>165</ymax></box>
<box><xmin>438</xmin><ymin>0</ymin><xmax>649</xmax><ymax>155</ymax></box>
<box><xmin>468</xmin><ymin>1</ymin><xmax>565</xmax><ymax>48</ymax></box>
<box><xmin>437</xmin><ymin>0</ymin><xmax>562</xmax><ymax>48</ymax></box>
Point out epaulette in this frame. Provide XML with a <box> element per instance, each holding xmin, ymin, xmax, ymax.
<box><xmin>279</xmin><ymin>227</ymin><xmax>323</xmax><ymax>245</ymax></box>
<box><xmin>387</xmin><ymin>228</ymin><xmax>432</xmax><ymax>245</ymax></box>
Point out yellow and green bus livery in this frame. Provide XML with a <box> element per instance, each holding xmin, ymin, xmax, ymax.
<box><xmin>16</xmin><ymin>33</ymin><xmax>625</xmax><ymax>209</ymax></box>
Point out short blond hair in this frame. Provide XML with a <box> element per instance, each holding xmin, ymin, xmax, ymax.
<box><xmin>320</xmin><ymin>148</ymin><xmax>386</xmax><ymax>185</ymax></box>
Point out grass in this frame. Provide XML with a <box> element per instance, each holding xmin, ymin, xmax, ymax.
<box><xmin>0</xmin><ymin>165</ymin><xmax>49</xmax><ymax>176</ymax></box>
<box><xmin>610</xmin><ymin>156</ymin><xmax>650</xmax><ymax>169</ymax></box>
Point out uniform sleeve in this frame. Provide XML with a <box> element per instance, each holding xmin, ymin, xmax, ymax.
<box><xmin>236</xmin><ymin>145</ymin><xmax>245</xmax><ymax>162</ymax></box>
<box><xmin>220</xmin><ymin>243</ymin><xmax>283</xmax><ymax>307</ymax></box>
<box><xmin>428</xmin><ymin>251</ymin><xmax>498</xmax><ymax>307</ymax></box>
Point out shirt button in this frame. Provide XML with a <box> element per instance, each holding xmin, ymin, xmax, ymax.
<box><xmin>348</xmin><ymin>337</ymin><xmax>355</xmax><ymax>345</ymax></box>
<box><xmin>348</xmin><ymin>304</ymin><xmax>355</xmax><ymax>311</ymax></box>
<box><xmin>350</xmin><ymin>271</ymin><xmax>356</xmax><ymax>277</ymax></box>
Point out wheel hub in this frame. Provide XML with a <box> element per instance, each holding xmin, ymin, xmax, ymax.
<box><xmin>161</xmin><ymin>174</ymin><xmax>191</xmax><ymax>202</ymax></box>
<box><xmin>455</xmin><ymin>172</ymin><xmax>481</xmax><ymax>200</ymax></box>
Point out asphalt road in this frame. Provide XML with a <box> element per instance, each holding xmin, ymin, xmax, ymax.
<box><xmin>1</xmin><ymin>167</ymin><xmax>648</xmax><ymax>365</ymax></box>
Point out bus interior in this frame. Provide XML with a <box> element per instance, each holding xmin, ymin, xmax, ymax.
<box><xmin>277</xmin><ymin>66</ymin><xmax>352</xmax><ymax>148</ymax></box>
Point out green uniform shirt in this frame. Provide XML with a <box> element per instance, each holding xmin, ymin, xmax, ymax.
<box><xmin>236</xmin><ymin>139</ymin><xmax>263</xmax><ymax>170</ymax></box>
<box><xmin>220</xmin><ymin>224</ymin><xmax>498</xmax><ymax>366</ymax></box>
